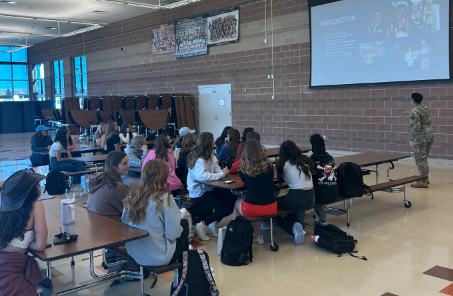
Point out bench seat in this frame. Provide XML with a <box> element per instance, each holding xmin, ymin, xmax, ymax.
<box><xmin>62</xmin><ymin>168</ymin><xmax>104</xmax><ymax>177</ymax></box>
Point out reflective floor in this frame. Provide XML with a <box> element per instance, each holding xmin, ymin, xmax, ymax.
<box><xmin>1</xmin><ymin>132</ymin><xmax>453</xmax><ymax>296</ymax></box>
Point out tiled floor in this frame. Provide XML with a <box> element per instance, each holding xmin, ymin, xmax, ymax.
<box><xmin>1</xmin><ymin>132</ymin><xmax>453</xmax><ymax>296</ymax></box>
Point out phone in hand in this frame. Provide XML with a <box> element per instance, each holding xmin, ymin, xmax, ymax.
<box><xmin>224</xmin><ymin>180</ymin><xmax>236</xmax><ymax>184</ymax></box>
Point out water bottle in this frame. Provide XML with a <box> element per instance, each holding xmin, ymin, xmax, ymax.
<box><xmin>61</xmin><ymin>197</ymin><xmax>76</xmax><ymax>234</ymax></box>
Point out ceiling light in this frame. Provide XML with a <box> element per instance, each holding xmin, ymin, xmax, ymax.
<box><xmin>0</xmin><ymin>1</ymin><xmax>18</xmax><ymax>4</ymax></box>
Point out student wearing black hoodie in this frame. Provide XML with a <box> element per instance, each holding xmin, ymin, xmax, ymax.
<box><xmin>309</xmin><ymin>134</ymin><xmax>339</xmax><ymax>225</ymax></box>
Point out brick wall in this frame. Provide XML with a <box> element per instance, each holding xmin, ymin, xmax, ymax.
<box><xmin>27</xmin><ymin>0</ymin><xmax>453</xmax><ymax>160</ymax></box>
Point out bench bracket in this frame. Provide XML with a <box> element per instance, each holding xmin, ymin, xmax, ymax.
<box><xmin>324</xmin><ymin>198</ymin><xmax>353</xmax><ymax>227</ymax></box>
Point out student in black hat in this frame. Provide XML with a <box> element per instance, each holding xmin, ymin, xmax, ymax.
<box><xmin>0</xmin><ymin>170</ymin><xmax>57</xmax><ymax>296</ymax></box>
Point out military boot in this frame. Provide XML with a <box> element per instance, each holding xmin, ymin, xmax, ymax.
<box><xmin>411</xmin><ymin>180</ymin><xmax>428</xmax><ymax>188</ymax></box>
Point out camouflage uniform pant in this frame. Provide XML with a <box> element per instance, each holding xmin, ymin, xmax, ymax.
<box><xmin>414</xmin><ymin>137</ymin><xmax>434</xmax><ymax>177</ymax></box>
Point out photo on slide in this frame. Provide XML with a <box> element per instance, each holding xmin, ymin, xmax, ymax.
<box><xmin>175</xmin><ymin>16</ymin><xmax>208</xmax><ymax>59</ymax></box>
<box><xmin>207</xmin><ymin>8</ymin><xmax>239</xmax><ymax>46</ymax></box>
<box><xmin>152</xmin><ymin>23</ymin><xmax>176</xmax><ymax>55</ymax></box>
<box><xmin>359</xmin><ymin>41</ymin><xmax>386</xmax><ymax>74</ymax></box>
<box><xmin>411</xmin><ymin>0</ymin><xmax>441</xmax><ymax>35</ymax></box>
<box><xmin>396</xmin><ymin>40</ymin><xmax>437</xmax><ymax>71</ymax></box>
<box><xmin>369</xmin><ymin>2</ymin><xmax>410</xmax><ymax>38</ymax></box>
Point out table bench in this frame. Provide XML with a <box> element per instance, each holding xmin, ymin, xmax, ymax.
<box><xmin>106</xmin><ymin>245</ymin><xmax>181</xmax><ymax>296</ymax></box>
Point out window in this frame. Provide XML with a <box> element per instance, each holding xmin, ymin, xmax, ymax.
<box><xmin>0</xmin><ymin>47</ymin><xmax>29</xmax><ymax>102</ymax></box>
<box><xmin>33</xmin><ymin>63</ymin><xmax>45</xmax><ymax>100</ymax></box>
<box><xmin>53</xmin><ymin>60</ymin><xmax>64</xmax><ymax>109</ymax></box>
<box><xmin>73</xmin><ymin>56</ymin><xmax>87</xmax><ymax>97</ymax></box>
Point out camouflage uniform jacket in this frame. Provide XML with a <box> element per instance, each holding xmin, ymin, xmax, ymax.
<box><xmin>410</xmin><ymin>103</ymin><xmax>434</xmax><ymax>142</ymax></box>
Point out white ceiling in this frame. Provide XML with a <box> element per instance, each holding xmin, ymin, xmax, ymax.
<box><xmin>0</xmin><ymin>0</ymin><xmax>186</xmax><ymax>46</ymax></box>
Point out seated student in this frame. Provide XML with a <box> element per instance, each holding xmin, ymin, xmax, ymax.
<box><xmin>49</xmin><ymin>127</ymin><xmax>86</xmax><ymax>192</ymax></box>
<box><xmin>30</xmin><ymin>125</ymin><xmax>53</xmax><ymax>166</ymax></box>
<box><xmin>217</xmin><ymin>128</ymin><xmax>240</xmax><ymax>165</ymax></box>
<box><xmin>230</xmin><ymin>131</ymin><xmax>263</xmax><ymax>174</ymax></box>
<box><xmin>102</xmin><ymin>121</ymin><xmax>121</xmax><ymax>154</ymax></box>
<box><xmin>241</xmin><ymin>127</ymin><xmax>254</xmax><ymax>143</ymax></box>
<box><xmin>65</xmin><ymin>126</ymin><xmax>81</xmax><ymax>157</ymax></box>
<box><xmin>119</xmin><ymin>123</ymin><xmax>135</xmax><ymax>145</ymax></box>
<box><xmin>176</xmin><ymin>133</ymin><xmax>197</xmax><ymax>188</ymax></box>
<box><xmin>94</xmin><ymin>123</ymin><xmax>107</xmax><ymax>146</ymax></box>
<box><xmin>215</xmin><ymin>126</ymin><xmax>232</xmax><ymax>155</ymax></box>
<box><xmin>233</xmin><ymin>139</ymin><xmax>276</xmax><ymax>245</ymax></box>
<box><xmin>0</xmin><ymin>170</ymin><xmax>57</xmax><ymax>296</ymax></box>
<box><xmin>143</xmin><ymin>135</ymin><xmax>181</xmax><ymax>196</ymax></box>
<box><xmin>123</xmin><ymin>135</ymin><xmax>148</xmax><ymax>188</ymax></box>
<box><xmin>122</xmin><ymin>159</ymin><xmax>189</xmax><ymax>267</ymax></box>
<box><xmin>275</xmin><ymin>140</ymin><xmax>316</xmax><ymax>245</ymax></box>
<box><xmin>172</xmin><ymin>127</ymin><xmax>195</xmax><ymax>150</ymax></box>
<box><xmin>87</xmin><ymin>151</ymin><xmax>130</xmax><ymax>221</ymax></box>
<box><xmin>309</xmin><ymin>134</ymin><xmax>339</xmax><ymax>226</ymax></box>
<box><xmin>187</xmin><ymin>132</ymin><xmax>235</xmax><ymax>241</ymax></box>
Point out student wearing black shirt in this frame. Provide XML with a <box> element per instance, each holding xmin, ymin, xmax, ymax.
<box><xmin>233</xmin><ymin>139</ymin><xmax>276</xmax><ymax>245</ymax></box>
<box><xmin>309</xmin><ymin>134</ymin><xmax>339</xmax><ymax>226</ymax></box>
<box><xmin>176</xmin><ymin>134</ymin><xmax>197</xmax><ymax>188</ymax></box>
<box><xmin>102</xmin><ymin>121</ymin><xmax>121</xmax><ymax>154</ymax></box>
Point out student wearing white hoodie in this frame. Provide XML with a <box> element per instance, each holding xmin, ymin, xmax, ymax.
<box><xmin>186</xmin><ymin>132</ymin><xmax>235</xmax><ymax>241</ymax></box>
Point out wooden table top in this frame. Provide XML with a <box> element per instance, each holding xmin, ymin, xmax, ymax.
<box><xmin>265</xmin><ymin>146</ymin><xmax>311</xmax><ymax>158</ymax></box>
<box><xmin>29</xmin><ymin>198</ymin><xmax>149</xmax><ymax>261</ymax></box>
<box><xmin>37</xmin><ymin>145</ymin><xmax>103</xmax><ymax>155</ymax></box>
<box><xmin>71</xmin><ymin>154</ymin><xmax>107</xmax><ymax>163</ymax></box>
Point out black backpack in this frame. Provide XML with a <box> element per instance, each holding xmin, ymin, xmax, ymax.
<box><xmin>337</xmin><ymin>162</ymin><xmax>373</xmax><ymax>199</ymax></box>
<box><xmin>313</xmin><ymin>223</ymin><xmax>367</xmax><ymax>260</ymax></box>
<box><xmin>170</xmin><ymin>249</ymin><xmax>219</xmax><ymax>296</ymax></box>
<box><xmin>44</xmin><ymin>171</ymin><xmax>68</xmax><ymax>195</ymax></box>
<box><xmin>220</xmin><ymin>216</ymin><xmax>254</xmax><ymax>266</ymax></box>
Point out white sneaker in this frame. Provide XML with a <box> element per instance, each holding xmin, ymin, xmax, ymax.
<box><xmin>253</xmin><ymin>234</ymin><xmax>264</xmax><ymax>245</ymax></box>
<box><xmin>195</xmin><ymin>222</ymin><xmax>211</xmax><ymax>241</ymax></box>
<box><xmin>208</xmin><ymin>221</ymin><xmax>219</xmax><ymax>237</ymax></box>
<box><xmin>70</xmin><ymin>184</ymin><xmax>84</xmax><ymax>192</ymax></box>
<box><xmin>293</xmin><ymin>222</ymin><xmax>305</xmax><ymax>245</ymax></box>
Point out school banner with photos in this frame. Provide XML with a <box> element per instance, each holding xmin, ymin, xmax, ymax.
<box><xmin>207</xmin><ymin>7</ymin><xmax>239</xmax><ymax>46</ymax></box>
<box><xmin>175</xmin><ymin>16</ymin><xmax>208</xmax><ymax>59</ymax></box>
<box><xmin>152</xmin><ymin>23</ymin><xmax>176</xmax><ymax>55</ymax></box>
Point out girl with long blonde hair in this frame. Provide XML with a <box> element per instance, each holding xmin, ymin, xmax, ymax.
<box><xmin>233</xmin><ymin>139</ymin><xmax>276</xmax><ymax>245</ymax></box>
<box><xmin>122</xmin><ymin>159</ymin><xmax>189</xmax><ymax>267</ymax></box>
<box><xmin>101</xmin><ymin>121</ymin><xmax>121</xmax><ymax>153</ymax></box>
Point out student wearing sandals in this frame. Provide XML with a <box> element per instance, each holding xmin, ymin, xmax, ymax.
<box><xmin>0</xmin><ymin>170</ymin><xmax>57</xmax><ymax>296</ymax></box>
<box><xmin>87</xmin><ymin>151</ymin><xmax>131</xmax><ymax>221</ymax></box>
<box><xmin>176</xmin><ymin>133</ymin><xmax>197</xmax><ymax>188</ymax></box>
<box><xmin>119</xmin><ymin>123</ymin><xmax>135</xmax><ymax>145</ymax></box>
<box><xmin>215</xmin><ymin>126</ymin><xmax>232</xmax><ymax>155</ymax></box>
<box><xmin>233</xmin><ymin>139</ymin><xmax>276</xmax><ymax>245</ymax></box>
<box><xmin>187</xmin><ymin>132</ymin><xmax>235</xmax><ymax>241</ymax></box>
<box><xmin>102</xmin><ymin>121</ymin><xmax>121</xmax><ymax>154</ymax></box>
<box><xmin>122</xmin><ymin>159</ymin><xmax>189</xmax><ymax>266</ymax></box>
<box><xmin>143</xmin><ymin>135</ymin><xmax>181</xmax><ymax>196</ymax></box>
<box><xmin>275</xmin><ymin>140</ymin><xmax>316</xmax><ymax>245</ymax></box>
<box><xmin>123</xmin><ymin>135</ymin><xmax>147</xmax><ymax>188</ymax></box>
<box><xmin>49</xmin><ymin>127</ymin><xmax>86</xmax><ymax>192</ymax></box>
<box><xmin>217</xmin><ymin>128</ymin><xmax>240</xmax><ymax>164</ymax></box>
<box><xmin>94</xmin><ymin>123</ymin><xmax>107</xmax><ymax>146</ymax></box>
<box><xmin>309</xmin><ymin>134</ymin><xmax>339</xmax><ymax>226</ymax></box>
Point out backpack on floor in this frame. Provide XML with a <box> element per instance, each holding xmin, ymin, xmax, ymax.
<box><xmin>313</xmin><ymin>223</ymin><xmax>367</xmax><ymax>260</ymax></box>
<box><xmin>220</xmin><ymin>216</ymin><xmax>254</xmax><ymax>266</ymax></box>
<box><xmin>44</xmin><ymin>171</ymin><xmax>67</xmax><ymax>195</ymax></box>
<box><xmin>170</xmin><ymin>249</ymin><xmax>219</xmax><ymax>296</ymax></box>
<box><xmin>337</xmin><ymin>162</ymin><xmax>373</xmax><ymax>199</ymax></box>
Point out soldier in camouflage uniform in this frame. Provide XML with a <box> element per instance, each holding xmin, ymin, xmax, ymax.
<box><xmin>403</xmin><ymin>93</ymin><xmax>434</xmax><ymax>188</ymax></box>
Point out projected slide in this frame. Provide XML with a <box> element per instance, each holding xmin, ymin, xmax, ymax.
<box><xmin>310</xmin><ymin>0</ymin><xmax>450</xmax><ymax>87</ymax></box>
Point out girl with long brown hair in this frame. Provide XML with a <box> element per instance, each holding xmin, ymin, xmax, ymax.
<box><xmin>275</xmin><ymin>140</ymin><xmax>316</xmax><ymax>245</ymax></box>
<box><xmin>122</xmin><ymin>159</ymin><xmax>189</xmax><ymax>267</ymax></box>
<box><xmin>87</xmin><ymin>151</ymin><xmax>131</xmax><ymax>221</ymax></box>
<box><xmin>187</xmin><ymin>132</ymin><xmax>235</xmax><ymax>241</ymax></box>
<box><xmin>217</xmin><ymin>128</ymin><xmax>240</xmax><ymax>162</ymax></box>
<box><xmin>215</xmin><ymin>126</ymin><xmax>232</xmax><ymax>155</ymax></box>
<box><xmin>142</xmin><ymin>135</ymin><xmax>181</xmax><ymax>195</ymax></box>
<box><xmin>233</xmin><ymin>139</ymin><xmax>276</xmax><ymax>245</ymax></box>
<box><xmin>102</xmin><ymin>121</ymin><xmax>121</xmax><ymax>154</ymax></box>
